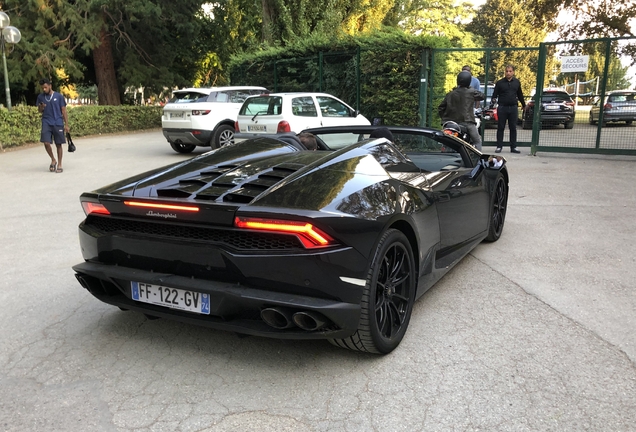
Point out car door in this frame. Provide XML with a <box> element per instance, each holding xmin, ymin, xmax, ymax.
<box><xmin>289</xmin><ymin>96</ymin><xmax>322</xmax><ymax>131</ymax></box>
<box><xmin>315</xmin><ymin>96</ymin><xmax>367</xmax><ymax>127</ymax></box>
<box><xmin>590</xmin><ymin>97</ymin><xmax>601</xmax><ymax>122</ymax></box>
<box><xmin>393</xmin><ymin>131</ymin><xmax>489</xmax><ymax>252</ymax></box>
<box><xmin>425</xmin><ymin>137</ymin><xmax>490</xmax><ymax>252</ymax></box>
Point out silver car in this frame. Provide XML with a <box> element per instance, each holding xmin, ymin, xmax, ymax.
<box><xmin>589</xmin><ymin>90</ymin><xmax>636</xmax><ymax>126</ymax></box>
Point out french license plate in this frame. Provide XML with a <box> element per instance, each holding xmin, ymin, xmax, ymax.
<box><xmin>131</xmin><ymin>282</ymin><xmax>210</xmax><ymax>314</ymax></box>
<box><xmin>247</xmin><ymin>125</ymin><xmax>267</xmax><ymax>132</ymax></box>
<box><xmin>545</xmin><ymin>105</ymin><xmax>560</xmax><ymax>110</ymax></box>
<box><xmin>170</xmin><ymin>112</ymin><xmax>184</xmax><ymax>119</ymax></box>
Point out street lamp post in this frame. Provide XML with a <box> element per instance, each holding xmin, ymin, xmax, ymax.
<box><xmin>0</xmin><ymin>11</ymin><xmax>21</xmax><ymax>110</ymax></box>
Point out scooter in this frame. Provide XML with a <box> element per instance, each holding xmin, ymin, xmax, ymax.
<box><xmin>481</xmin><ymin>103</ymin><xmax>498</xmax><ymax>127</ymax></box>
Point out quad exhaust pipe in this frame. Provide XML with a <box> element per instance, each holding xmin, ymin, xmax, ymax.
<box><xmin>260</xmin><ymin>307</ymin><xmax>329</xmax><ymax>331</ymax></box>
<box><xmin>292</xmin><ymin>311</ymin><xmax>327</xmax><ymax>331</ymax></box>
<box><xmin>261</xmin><ymin>307</ymin><xmax>295</xmax><ymax>329</ymax></box>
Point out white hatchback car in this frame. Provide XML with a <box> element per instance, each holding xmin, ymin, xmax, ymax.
<box><xmin>162</xmin><ymin>86</ymin><xmax>268</xmax><ymax>153</ymax></box>
<box><xmin>234</xmin><ymin>93</ymin><xmax>370</xmax><ymax>145</ymax></box>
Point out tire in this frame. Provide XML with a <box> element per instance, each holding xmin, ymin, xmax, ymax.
<box><xmin>485</xmin><ymin>174</ymin><xmax>508</xmax><ymax>242</ymax></box>
<box><xmin>212</xmin><ymin>124</ymin><xmax>235</xmax><ymax>149</ymax></box>
<box><xmin>589</xmin><ymin>112</ymin><xmax>596</xmax><ymax>125</ymax></box>
<box><xmin>169</xmin><ymin>141</ymin><xmax>196</xmax><ymax>154</ymax></box>
<box><xmin>626</xmin><ymin>121</ymin><xmax>633</xmax><ymax>125</ymax></box>
<box><xmin>329</xmin><ymin>229</ymin><xmax>416</xmax><ymax>354</ymax></box>
<box><xmin>564</xmin><ymin>120</ymin><xmax>574</xmax><ymax>129</ymax></box>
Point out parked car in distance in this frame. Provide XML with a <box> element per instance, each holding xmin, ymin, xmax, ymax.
<box><xmin>234</xmin><ymin>92</ymin><xmax>370</xmax><ymax>146</ymax></box>
<box><xmin>589</xmin><ymin>90</ymin><xmax>636</xmax><ymax>126</ymax></box>
<box><xmin>522</xmin><ymin>89</ymin><xmax>575</xmax><ymax>130</ymax></box>
<box><xmin>480</xmin><ymin>83</ymin><xmax>495</xmax><ymax>108</ymax></box>
<box><xmin>162</xmin><ymin>86</ymin><xmax>268</xmax><ymax>153</ymax></box>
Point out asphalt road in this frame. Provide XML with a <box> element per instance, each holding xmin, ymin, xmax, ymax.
<box><xmin>1</xmin><ymin>130</ymin><xmax>635</xmax><ymax>431</ymax></box>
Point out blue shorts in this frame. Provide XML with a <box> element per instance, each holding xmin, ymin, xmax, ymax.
<box><xmin>41</xmin><ymin>124</ymin><xmax>66</xmax><ymax>145</ymax></box>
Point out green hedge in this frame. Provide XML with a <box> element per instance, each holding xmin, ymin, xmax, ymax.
<box><xmin>0</xmin><ymin>105</ymin><xmax>163</xmax><ymax>148</ymax></box>
<box><xmin>229</xmin><ymin>30</ymin><xmax>451</xmax><ymax>126</ymax></box>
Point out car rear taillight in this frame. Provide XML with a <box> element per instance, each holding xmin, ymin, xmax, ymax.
<box><xmin>81</xmin><ymin>202</ymin><xmax>110</xmax><ymax>216</ymax></box>
<box><xmin>192</xmin><ymin>110</ymin><xmax>211</xmax><ymax>115</ymax></box>
<box><xmin>234</xmin><ymin>121</ymin><xmax>240</xmax><ymax>132</ymax></box>
<box><xmin>277</xmin><ymin>121</ymin><xmax>291</xmax><ymax>133</ymax></box>
<box><xmin>604</xmin><ymin>103</ymin><xmax>612</xmax><ymax>109</ymax></box>
<box><xmin>124</xmin><ymin>201</ymin><xmax>200</xmax><ymax>212</ymax></box>
<box><xmin>565</xmin><ymin>101</ymin><xmax>575</xmax><ymax>107</ymax></box>
<box><xmin>234</xmin><ymin>216</ymin><xmax>337</xmax><ymax>248</ymax></box>
<box><xmin>527</xmin><ymin>101</ymin><xmax>535</xmax><ymax>107</ymax></box>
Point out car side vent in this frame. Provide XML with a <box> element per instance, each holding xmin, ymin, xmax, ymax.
<box><xmin>195</xmin><ymin>185</ymin><xmax>234</xmax><ymax>201</ymax></box>
<box><xmin>222</xmin><ymin>184</ymin><xmax>270</xmax><ymax>203</ymax></box>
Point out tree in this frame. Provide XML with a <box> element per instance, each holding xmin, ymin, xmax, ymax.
<box><xmin>0</xmin><ymin>0</ymin><xmax>212</xmax><ymax>105</ymax></box>
<box><xmin>467</xmin><ymin>0</ymin><xmax>552</xmax><ymax>94</ymax></box>
<box><xmin>529</xmin><ymin>0</ymin><xmax>635</xmax><ymax>38</ymax></box>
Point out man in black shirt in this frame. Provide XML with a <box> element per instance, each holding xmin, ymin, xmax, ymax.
<box><xmin>491</xmin><ymin>64</ymin><xmax>526</xmax><ymax>153</ymax></box>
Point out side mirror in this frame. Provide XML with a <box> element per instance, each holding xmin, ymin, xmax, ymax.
<box><xmin>469</xmin><ymin>154</ymin><xmax>506</xmax><ymax>179</ymax></box>
<box><xmin>482</xmin><ymin>154</ymin><xmax>506</xmax><ymax>170</ymax></box>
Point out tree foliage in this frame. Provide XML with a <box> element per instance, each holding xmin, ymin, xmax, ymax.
<box><xmin>466</xmin><ymin>0</ymin><xmax>552</xmax><ymax>95</ymax></box>
<box><xmin>0</xmin><ymin>0</ymin><xmax>212</xmax><ymax>105</ymax></box>
<box><xmin>530</xmin><ymin>0</ymin><xmax>635</xmax><ymax>38</ymax></box>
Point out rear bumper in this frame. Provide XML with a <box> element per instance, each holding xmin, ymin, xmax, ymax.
<box><xmin>162</xmin><ymin>128</ymin><xmax>213</xmax><ymax>146</ymax></box>
<box><xmin>73</xmin><ymin>261</ymin><xmax>361</xmax><ymax>339</ymax></box>
<box><xmin>74</xmin><ymin>219</ymin><xmax>370</xmax><ymax>339</ymax></box>
<box><xmin>525</xmin><ymin>110</ymin><xmax>574</xmax><ymax>124</ymax></box>
<box><xmin>603</xmin><ymin>111</ymin><xmax>636</xmax><ymax>122</ymax></box>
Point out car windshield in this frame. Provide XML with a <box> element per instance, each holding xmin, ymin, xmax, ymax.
<box><xmin>608</xmin><ymin>93</ymin><xmax>636</xmax><ymax>103</ymax></box>
<box><xmin>168</xmin><ymin>91</ymin><xmax>209</xmax><ymax>103</ymax></box>
<box><xmin>240</xmin><ymin>96</ymin><xmax>283</xmax><ymax>116</ymax></box>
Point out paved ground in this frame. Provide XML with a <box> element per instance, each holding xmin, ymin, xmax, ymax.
<box><xmin>1</xmin><ymin>130</ymin><xmax>635</xmax><ymax>431</ymax></box>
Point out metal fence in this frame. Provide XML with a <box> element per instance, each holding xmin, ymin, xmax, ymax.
<box><xmin>429</xmin><ymin>37</ymin><xmax>636</xmax><ymax>156</ymax></box>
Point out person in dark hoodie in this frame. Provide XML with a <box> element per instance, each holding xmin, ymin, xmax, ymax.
<box><xmin>438</xmin><ymin>71</ymin><xmax>485</xmax><ymax>151</ymax></box>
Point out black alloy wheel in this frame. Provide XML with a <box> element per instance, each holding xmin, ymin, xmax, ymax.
<box><xmin>213</xmin><ymin>124</ymin><xmax>235</xmax><ymax>148</ymax></box>
<box><xmin>485</xmin><ymin>174</ymin><xmax>508</xmax><ymax>242</ymax></box>
<box><xmin>330</xmin><ymin>229</ymin><xmax>416</xmax><ymax>354</ymax></box>
<box><xmin>169</xmin><ymin>141</ymin><xmax>196</xmax><ymax>154</ymax></box>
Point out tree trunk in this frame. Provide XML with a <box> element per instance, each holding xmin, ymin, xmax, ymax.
<box><xmin>94</xmin><ymin>25</ymin><xmax>121</xmax><ymax>106</ymax></box>
<box><xmin>261</xmin><ymin>0</ymin><xmax>274</xmax><ymax>43</ymax></box>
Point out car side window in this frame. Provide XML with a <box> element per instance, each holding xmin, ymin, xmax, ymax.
<box><xmin>316</xmin><ymin>97</ymin><xmax>351</xmax><ymax>117</ymax></box>
<box><xmin>392</xmin><ymin>133</ymin><xmax>466</xmax><ymax>172</ymax></box>
<box><xmin>392</xmin><ymin>133</ymin><xmax>457</xmax><ymax>154</ymax></box>
<box><xmin>215</xmin><ymin>92</ymin><xmax>229</xmax><ymax>102</ymax></box>
<box><xmin>225</xmin><ymin>90</ymin><xmax>258</xmax><ymax>104</ymax></box>
<box><xmin>170</xmin><ymin>92</ymin><xmax>208</xmax><ymax>103</ymax></box>
<box><xmin>291</xmin><ymin>97</ymin><xmax>318</xmax><ymax>117</ymax></box>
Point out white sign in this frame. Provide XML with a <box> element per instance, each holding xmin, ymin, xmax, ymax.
<box><xmin>560</xmin><ymin>55</ymin><xmax>589</xmax><ymax>73</ymax></box>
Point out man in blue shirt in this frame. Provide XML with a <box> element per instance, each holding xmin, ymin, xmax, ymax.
<box><xmin>36</xmin><ymin>78</ymin><xmax>70</xmax><ymax>173</ymax></box>
<box><xmin>462</xmin><ymin>65</ymin><xmax>480</xmax><ymax>92</ymax></box>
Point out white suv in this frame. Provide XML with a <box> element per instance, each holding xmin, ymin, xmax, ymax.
<box><xmin>162</xmin><ymin>86</ymin><xmax>268</xmax><ymax>153</ymax></box>
<box><xmin>234</xmin><ymin>93</ymin><xmax>370</xmax><ymax>143</ymax></box>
